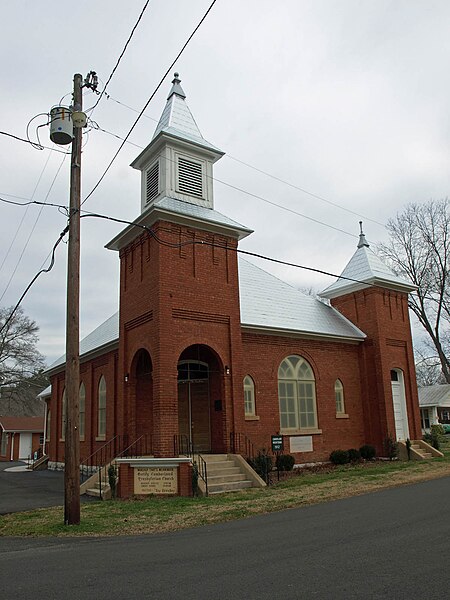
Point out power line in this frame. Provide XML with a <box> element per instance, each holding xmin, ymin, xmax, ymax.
<box><xmin>0</xmin><ymin>151</ymin><xmax>53</xmax><ymax>276</ymax></box>
<box><xmin>0</xmin><ymin>153</ymin><xmax>68</xmax><ymax>302</ymax></box>
<box><xmin>0</xmin><ymin>196</ymin><xmax>68</xmax><ymax>211</ymax></box>
<box><xmin>0</xmin><ymin>130</ymin><xmax>71</xmax><ymax>155</ymax></box>
<box><xmin>99</xmin><ymin>94</ymin><xmax>386</xmax><ymax>230</ymax></box>
<box><xmin>0</xmin><ymin>225</ymin><xmax>69</xmax><ymax>336</ymax></box>
<box><xmin>225</xmin><ymin>155</ymin><xmax>386</xmax><ymax>228</ymax></box>
<box><xmin>88</xmin><ymin>0</ymin><xmax>152</xmax><ymax>115</ymax></box>
<box><xmin>80</xmin><ymin>209</ymin><xmax>372</xmax><ymax>287</ymax></box>
<box><xmin>90</xmin><ymin>122</ymin><xmax>359</xmax><ymax>239</ymax></box>
<box><xmin>81</xmin><ymin>0</ymin><xmax>219</xmax><ymax>208</ymax></box>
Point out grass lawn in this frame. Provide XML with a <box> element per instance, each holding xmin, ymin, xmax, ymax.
<box><xmin>2</xmin><ymin>440</ymin><xmax>450</xmax><ymax>538</ymax></box>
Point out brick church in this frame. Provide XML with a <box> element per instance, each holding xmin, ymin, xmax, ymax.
<box><xmin>44</xmin><ymin>74</ymin><xmax>421</xmax><ymax>472</ymax></box>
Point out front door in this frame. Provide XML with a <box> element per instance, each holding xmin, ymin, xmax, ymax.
<box><xmin>178</xmin><ymin>362</ymin><xmax>211</xmax><ymax>452</ymax></box>
<box><xmin>391</xmin><ymin>369</ymin><xmax>409</xmax><ymax>441</ymax></box>
<box><xmin>18</xmin><ymin>433</ymin><xmax>32</xmax><ymax>460</ymax></box>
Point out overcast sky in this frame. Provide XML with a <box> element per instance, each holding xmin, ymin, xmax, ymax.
<box><xmin>1</xmin><ymin>0</ymin><xmax>449</xmax><ymax>365</ymax></box>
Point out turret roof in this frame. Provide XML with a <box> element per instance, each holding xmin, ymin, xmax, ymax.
<box><xmin>320</xmin><ymin>223</ymin><xmax>416</xmax><ymax>299</ymax></box>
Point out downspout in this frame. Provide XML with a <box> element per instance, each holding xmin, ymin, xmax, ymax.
<box><xmin>10</xmin><ymin>432</ymin><xmax>14</xmax><ymax>461</ymax></box>
<box><xmin>42</xmin><ymin>401</ymin><xmax>48</xmax><ymax>456</ymax></box>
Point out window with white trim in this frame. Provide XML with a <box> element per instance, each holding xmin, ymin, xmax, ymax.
<box><xmin>177</xmin><ymin>156</ymin><xmax>203</xmax><ymax>198</ymax></box>
<box><xmin>420</xmin><ymin>408</ymin><xmax>430</xmax><ymax>430</ymax></box>
<box><xmin>244</xmin><ymin>375</ymin><xmax>256</xmax><ymax>417</ymax></box>
<box><xmin>79</xmin><ymin>382</ymin><xmax>86</xmax><ymax>441</ymax></box>
<box><xmin>278</xmin><ymin>355</ymin><xmax>318</xmax><ymax>431</ymax></box>
<box><xmin>145</xmin><ymin>160</ymin><xmax>159</xmax><ymax>204</ymax></box>
<box><xmin>335</xmin><ymin>379</ymin><xmax>345</xmax><ymax>415</ymax></box>
<box><xmin>61</xmin><ymin>389</ymin><xmax>66</xmax><ymax>440</ymax></box>
<box><xmin>98</xmin><ymin>376</ymin><xmax>106</xmax><ymax>438</ymax></box>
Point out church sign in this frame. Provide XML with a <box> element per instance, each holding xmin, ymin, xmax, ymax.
<box><xmin>134</xmin><ymin>466</ymin><xmax>178</xmax><ymax>495</ymax></box>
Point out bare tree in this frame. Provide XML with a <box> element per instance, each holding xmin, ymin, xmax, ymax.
<box><xmin>378</xmin><ymin>199</ymin><xmax>450</xmax><ymax>383</ymax></box>
<box><xmin>0</xmin><ymin>306</ymin><xmax>45</xmax><ymax>387</ymax></box>
<box><xmin>414</xmin><ymin>345</ymin><xmax>443</xmax><ymax>387</ymax></box>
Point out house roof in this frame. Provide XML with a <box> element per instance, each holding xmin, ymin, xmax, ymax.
<box><xmin>47</xmin><ymin>257</ymin><xmax>366</xmax><ymax>374</ymax></box>
<box><xmin>0</xmin><ymin>415</ymin><xmax>44</xmax><ymax>433</ymax></box>
<box><xmin>320</xmin><ymin>227</ymin><xmax>416</xmax><ymax>299</ymax></box>
<box><xmin>151</xmin><ymin>73</ymin><xmax>223</xmax><ymax>155</ymax></box>
<box><xmin>418</xmin><ymin>384</ymin><xmax>450</xmax><ymax>407</ymax></box>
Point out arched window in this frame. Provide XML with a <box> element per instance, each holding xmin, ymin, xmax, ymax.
<box><xmin>97</xmin><ymin>376</ymin><xmax>106</xmax><ymax>439</ymax></box>
<box><xmin>278</xmin><ymin>356</ymin><xmax>317</xmax><ymax>431</ymax></box>
<box><xmin>61</xmin><ymin>389</ymin><xmax>66</xmax><ymax>440</ymax></box>
<box><xmin>243</xmin><ymin>376</ymin><xmax>256</xmax><ymax>417</ymax></box>
<box><xmin>335</xmin><ymin>379</ymin><xmax>345</xmax><ymax>415</ymax></box>
<box><xmin>79</xmin><ymin>383</ymin><xmax>86</xmax><ymax>441</ymax></box>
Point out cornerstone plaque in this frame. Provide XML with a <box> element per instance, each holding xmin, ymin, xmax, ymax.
<box><xmin>289</xmin><ymin>436</ymin><xmax>313</xmax><ymax>453</ymax></box>
<box><xmin>134</xmin><ymin>466</ymin><xmax>178</xmax><ymax>495</ymax></box>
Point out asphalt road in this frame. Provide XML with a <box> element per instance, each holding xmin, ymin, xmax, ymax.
<box><xmin>0</xmin><ymin>461</ymin><xmax>96</xmax><ymax>514</ymax></box>
<box><xmin>1</xmin><ymin>476</ymin><xmax>450</xmax><ymax>599</ymax></box>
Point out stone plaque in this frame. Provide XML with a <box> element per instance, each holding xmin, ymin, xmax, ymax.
<box><xmin>289</xmin><ymin>436</ymin><xmax>313</xmax><ymax>453</ymax></box>
<box><xmin>134</xmin><ymin>466</ymin><xmax>178</xmax><ymax>495</ymax></box>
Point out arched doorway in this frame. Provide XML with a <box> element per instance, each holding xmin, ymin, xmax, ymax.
<box><xmin>177</xmin><ymin>345</ymin><xmax>224</xmax><ymax>453</ymax></box>
<box><xmin>391</xmin><ymin>368</ymin><xmax>409</xmax><ymax>441</ymax></box>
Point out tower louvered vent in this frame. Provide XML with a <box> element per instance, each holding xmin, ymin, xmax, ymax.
<box><xmin>178</xmin><ymin>157</ymin><xmax>203</xmax><ymax>198</ymax></box>
<box><xmin>146</xmin><ymin>162</ymin><xmax>159</xmax><ymax>203</ymax></box>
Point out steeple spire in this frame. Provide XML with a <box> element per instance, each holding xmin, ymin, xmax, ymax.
<box><xmin>167</xmin><ymin>72</ymin><xmax>186</xmax><ymax>99</ymax></box>
<box><xmin>357</xmin><ymin>221</ymin><xmax>370</xmax><ymax>249</ymax></box>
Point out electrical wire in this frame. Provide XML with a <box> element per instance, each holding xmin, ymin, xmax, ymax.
<box><xmin>100</xmin><ymin>93</ymin><xmax>386</xmax><ymax>230</ymax></box>
<box><xmin>0</xmin><ymin>152</ymin><xmax>68</xmax><ymax>302</ymax></box>
<box><xmin>0</xmin><ymin>151</ymin><xmax>53</xmax><ymax>275</ymax></box>
<box><xmin>0</xmin><ymin>130</ymin><xmax>71</xmax><ymax>155</ymax></box>
<box><xmin>90</xmin><ymin>122</ymin><xmax>359</xmax><ymax>240</ymax></box>
<box><xmin>81</xmin><ymin>0</ymin><xmax>219</xmax><ymax>208</ymax></box>
<box><xmin>80</xmin><ymin>209</ymin><xmax>373</xmax><ymax>288</ymax></box>
<box><xmin>88</xmin><ymin>0</ymin><xmax>152</xmax><ymax>115</ymax></box>
<box><xmin>0</xmin><ymin>225</ymin><xmax>69</xmax><ymax>336</ymax></box>
<box><xmin>0</xmin><ymin>196</ymin><xmax>68</xmax><ymax>211</ymax></box>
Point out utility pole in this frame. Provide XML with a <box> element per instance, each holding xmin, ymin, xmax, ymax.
<box><xmin>64</xmin><ymin>73</ymin><xmax>83</xmax><ymax>525</ymax></box>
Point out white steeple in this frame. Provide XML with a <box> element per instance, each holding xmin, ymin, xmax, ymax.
<box><xmin>319</xmin><ymin>222</ymin><xmax>416</xmax><ymax>299</ymax></box>
<box><xmin>130</xmin><ymin>73</ymin><xmax>224</xmax><ymax>213</ymax></box>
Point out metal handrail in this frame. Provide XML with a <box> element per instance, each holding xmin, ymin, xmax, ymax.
<box><xmin>229</xmin><ymin>431</ymin><xmax>256</xmax><ymax>461</ymax></box>
<box><xmin>80</xmin><ymin>434</ymin><xmax>153</xmax><ymax>484</ymax></box>
<box><xmin>173</xmin><ymin>434</ymin><xmax>208</xmax><ymax>496</ymax></box>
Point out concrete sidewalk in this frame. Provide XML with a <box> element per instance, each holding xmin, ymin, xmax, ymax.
<box><xmin>0</xmin><ymin>461</ymin><xmax>97</xmax><ymax>515</ymax></box>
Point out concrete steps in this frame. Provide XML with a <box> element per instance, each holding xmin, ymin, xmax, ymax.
<box><xmin>201</xmin><ymin>454</ymin><xmax>258</xmax><ymax>495</ymax></box>
<box><xmin>85</xmin><ymin>479</ymin><xmax>111</xmax><ymax>499</ymax></box>
<box><xmin>398</xmin><ymin>439</ymin><xmax>444</xmax><ymax>460</ymax></box>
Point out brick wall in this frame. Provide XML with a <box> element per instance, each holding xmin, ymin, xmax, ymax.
<box><xmin>240</xmin><ymin>332</ymin><xmax>366</xmax><ymax>462</ymax></box>
<box><xmin>47</xmin><ymin>348</ymin><xmax>119</xmax><ymax>465</ymax></box>
<box><xmin>118</xmin><ymin>221</ymin><xmax>244</xmax><ymax>457</ymax></box>
<box><xmin>332</xmin><ymin>287</ymin><xmax>421</xmax><ymax>453</ymax></box>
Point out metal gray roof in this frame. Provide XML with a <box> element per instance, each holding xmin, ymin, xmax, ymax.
<box><xmin>47</xmin><ymin>257</ymin><xmax>367</xmax><ymax>374</ymax></box>
<box><xmin>152</xmin><ymin>75</ymin><xmax>222</xmax><ymax>154</ymax></box>
<box><xmin>154</xmin><ymin>197</ymin><xmax>252</xmax><ymax>235</ymax></box>
<box><xmin>239</xmin><ymin>258</ymin><xmax>365</xmax><ymax>340</ymax></box>
<box><xmin>37</xmin><ymin>385</ymin><xmax>52</xmax><ymax>399</ymax></box>
<box><xmin>48</xmin><ymin>312</ymin><xmax>119</xmax><ymax>372</ymax></box>
<box><xmin>320</xmin><ymin>244</ymin><xmax>416</xmax><ymax>299</ymax></box>
<box><xmin>418</xmin><ymin>384</ymin><xmax>450</xmax><ymax>407</ymax></box>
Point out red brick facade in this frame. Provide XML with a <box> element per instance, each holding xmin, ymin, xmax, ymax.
<box><xmin>45</xmin><ymin>216</ymin><xmax>421</xmax><ymax>469</ymax></box>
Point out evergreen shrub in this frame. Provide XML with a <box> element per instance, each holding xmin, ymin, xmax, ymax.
<box><xmin>330</xmin><ymin>449</ymin><xmax>350</xmax><ymax>465</ymax></box>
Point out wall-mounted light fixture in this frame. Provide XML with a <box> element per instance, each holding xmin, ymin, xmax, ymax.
<box><xmin>225</xmin><ymin>366</ymin><xmax>230</xmax><ymax>376</ymax></box>
<box><xmin>124</xmin><ymin>373</ymin><xmax>129</xmax><ymax>383</ymax></box>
